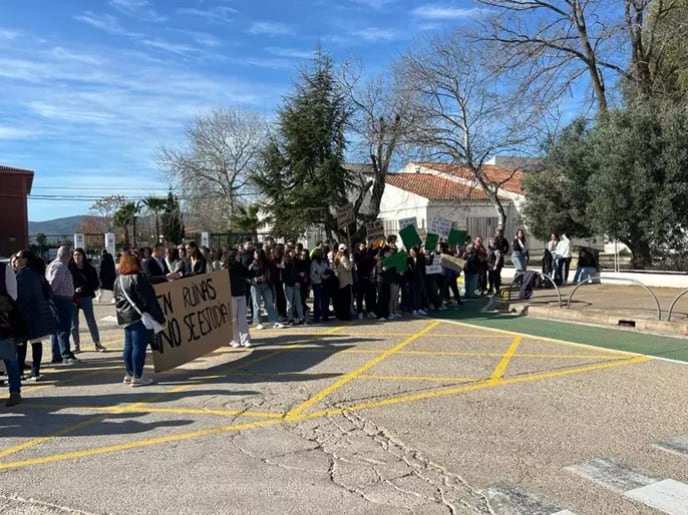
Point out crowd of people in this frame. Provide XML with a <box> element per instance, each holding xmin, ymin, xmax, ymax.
<box><xmin>1</xmin><ymin>226</ymin><xmax>599</xmax><ymax>407</ymax></box>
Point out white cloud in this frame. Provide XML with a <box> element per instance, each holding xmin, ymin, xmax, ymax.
<box><xmin>350</xmin><ymin>0</ymin><xmax>396</xmax><ymax>9</ymax></box>
<box><xmin>351</xmin><ymin>27</ymin><xmax>400</xmax><ymax>42</ymax></box>
<box><xmin>248</xmin><ymin>21</ymin><xmax>293</xmax><ymax>36</ymax></box>
<box><xmin>411</xmin><ymin>5</ymin><xmax>483</xmax><ymax>20</ymax></box>
<box><xmin>109</xmin><ymin>0</ymin><xmax>167</xmax><ymax>22</ymax></box>
<box><xmin>140</xmin><ymin>39</ymin><xmax>196</xmax><ymax>55</ymax></box>
<box><xmin>0</xmin><ymin>126</ymin><xmax>37</xmax><ymax>140</ymax></box>
<box><xmin>265</xmin><ymin>47</ymin><xmax>314</xmax><ymax>59</ymax></box>
<box><xmin>176</xmin><ymin>6</ymin><xmax>238</xmax><ymax>23</ymax></box>
<box><xmin>74</xmin><ymin>12</ymin><xmax>140</xmax><ymax>37</ymax></box>
<box><xmin>0</xmin><ymin>28</ymin><xmax>21</xmax><ymax>40</ymax></box>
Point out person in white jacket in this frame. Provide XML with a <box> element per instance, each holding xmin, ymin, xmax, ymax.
<box><xmin>555</xmin><ymin>233</ymin><xmax>572</xmax><ymax>285</ymax></box>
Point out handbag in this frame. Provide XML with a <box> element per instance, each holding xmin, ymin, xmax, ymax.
<box><xmin>119</xmin><ymin>279</ymin><xmax>167</xmax><ymax>334</ymax></box>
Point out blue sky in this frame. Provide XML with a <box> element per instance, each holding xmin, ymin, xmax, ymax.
<box><xmin>0</xmin><ymin>0</ymin><xmax>484</xmax><ymax>221</ymax></box>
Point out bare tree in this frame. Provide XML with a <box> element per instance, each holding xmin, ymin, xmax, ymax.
<box><xmin>476</xmin><ymin>0</ymin><xmax>688</xmax><ymax>111</ymax></box>
<box><xmin>341</xmin><ymin>61</ymin><xmax>414</xmax><ymax>224</ymax></box>
<box><xmin>158</xmin><ymin>108</ymin><xmax>268</xmax><ymax>231</ymax></box>
<box><xmin>399</xmin><ymin>32</ymin><xmax>547</xmax><ymax>227</ymax></box>
<box><xmin>89</xmin><ymin>195</ymin><xmax>126</xmax><ymax>232</ymax></box>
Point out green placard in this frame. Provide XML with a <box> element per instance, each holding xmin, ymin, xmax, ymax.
<box><xmin>425</xmin><ymin>233</ymin><xmax>439</xmax><ymax>250</ymax></box>
<box><xmin>399</xmin><ymin>224</ymin><xmax>422</xmax><ymax>250</ymax></box>
<box><xmin>383</xmin><ymin>250</ymin><xmax>408</xmax><ymax>271</ymax></box>
<box><xmin>447</xmin><ymin>229</ymin><xmax>467</xmax><ymax>246</ymax></box>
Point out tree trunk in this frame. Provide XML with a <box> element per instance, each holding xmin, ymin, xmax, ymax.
<box><xmin>629</xmin><ymin>239</ymin><xmax>652</xmax><ymax>269</ymax></box>
<box><xmin>132</xmin><ymin>218</ymin><xmax>138</xmax><ymax>248</ymax></box>
<box><xmin>154</xmin><ymin>214</ymin><xmax>160</xmax><ymax>244</ymax></box>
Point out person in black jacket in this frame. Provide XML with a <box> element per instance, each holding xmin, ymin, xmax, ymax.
<box><xmin>144</xmin><ymin>243</ymin><xmax>180</xmax><ymax>284</ymax></box>
<box><xmin>113</xmin><ymin>251</ymin><xmax>165</xmax><ymax>386</ymax></box>
<box><xmin>0</xmin><ymin>259</ymin><xmax>22</xmax><ymax>407</ymax></box>
<box><xmin>69</xmin><ymin>248</ymin><xmax>105</xmax><ymax>353</ymax></box>
<box><xmin>224</xmin><ymin>248</ymin><xmax>253</xmax><ymax>348</ymax></box>
<box><xmin>97</xmin><ymin>249</ymin><xmax>116</xmax><ymax>303</ymax></box>
<box><xmin>353</xmin><ymin>242</ymin><xmax>377</xmax><ymax>319</ymax></box>
<box><xmin>15</xmin><ymin>250</ymin><xmax>57</xmax><ymax>380</ymax></box>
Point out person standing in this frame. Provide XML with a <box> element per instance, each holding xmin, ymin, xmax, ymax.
<box><xmin>555</xmin><ymin>233</ymin><xmax>572</xmax><ymax>285</ymax></box>
<box><xmin>46</xmin><ymin>246</ymin><xmax>78</xmax><ymax>364</ymax></box>
<box><xmin>334</xmin><ymin>244</ymin><xmax>353</xmax><ymax>321</ymax></box>
<box><xmin>282</xmin><ymin>248</ymin><xmax>305</xmax><ymax>325</ymax></box>
<box><xmin>186</xmin><ymin>241</ymin><xmax>207</xmax><ymax>275</ymax></box>
<box><xmin>113</xmin><ymin>252</ymin><xmax>165</xmax><ymax>386</ymax></box>
<box><xmin>97</xmin><ymin>249</ymin><xmax>116</xmax><ymax>303</ymax></box>
<box><xmin>144</xmin><ymin>243</ymin><xmax>180</xmax><ymax>284</ymax></box>
<box><xmin>69</xmin><ymin>248</ymin><xmax>106</xmax><ymax>353</ymax></box>
<box><xmin>0</xmin><ymin>259</ymin><xmax>22</xmax><ymax>406</ymax></box>
<box><xmin>225</xmin><ymin>248</ymin><xmax>253</xmax><ymax>348</ymax></box>
<box><xmin>511</xmin><ymin>229</ymin><xmax>529</xmax><ymax>274</ymax></box>
<box><xmin>15</xmin><ymin>250</ymin><xmax>57</xmax><ymax>381</ymax></box>
<box><xmin>309</xmin><ymin>249</ymin><xmax>330</xmax><ymax>323</ymax></box>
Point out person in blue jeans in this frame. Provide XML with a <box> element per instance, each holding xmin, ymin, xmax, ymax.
<box><xmin>113</xmin><ymin>251</ymin><xmax>166</xmax><ymax>387</ymax></box>
<box><xmin>46</xmin><ymin>246</ymin><xmax>79</xmax><ymax>364</ymax></box>
<box><xmin>248</xmin><ymin>249</ymin><xmax>284</xmax><ymax>330</ymax></box>
<box><xmin>69</xmin><ymin>248</ymin><xmax>106</xmax><ymax>353</ymax></box>
<box><xmin>1</xmin><ymin>260</ymin><xmax>22</xmax><ymax>406</ymax></box>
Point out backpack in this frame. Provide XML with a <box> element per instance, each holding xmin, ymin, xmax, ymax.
<box><xmin>0</xmin><ymin>263</ymin><xmax>26</xmax><ymax>339</ymax></box>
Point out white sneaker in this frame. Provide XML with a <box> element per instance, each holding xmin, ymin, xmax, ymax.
<box><xmin>418</xmin><ymin>309</ymin><xmax>428</xmax><ymax>316</ymax></box>
<box><xmin>367</xmin><ymin>312</ymin><xmax>377</xmax><ymax>319</ymax></box>
<box><xmin>255</xmin><ymin>324</ymin><xmax>265</xmax><ymax>330</ymax></box>
<box><xmin>273</xmin><ymin>322</ymin><xmax>285</xmax><ymax>329</ymax></box>
<box><xmin>123</xmin><ymin>374</ymin><xmax>132</xmax><ymax>384</ymax></box>
<box><xmin>229</xmin><ymin>341</ymin><xmax>241</xmax><ymax>348</ymax></box>
<box><xmin>242</xmin><ymin>341</ymin><xmax>253</xmax><ymax>348</ymax></box>
<box><xmin>131</xmin><ymin>376</ymin><xmax>155</xmax><ymax>387</ymax></box>
<box><xmin>377</xmin><ymin>317</ymin><xmax>386</xmax><ymax>321</ymax></box>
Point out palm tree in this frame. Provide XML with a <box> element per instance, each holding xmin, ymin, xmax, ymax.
<box><xmin>230</xmin><ymin>203</ymin><xmax>262</xmax><ymax>241</ymax></box>
<box><xmin>143</xmin><ymin>197</ymin><xmax>167</xmax><ymax>243</ymax></box>
<box><xmin>35</xmin><ymin>233</ymin><xmax>47</xmax><ymax>258</ymax></box>
<box><xmin>113</xmin><ymin>202</ymin><xmax>140</xmax><ymax>248</ymax></box>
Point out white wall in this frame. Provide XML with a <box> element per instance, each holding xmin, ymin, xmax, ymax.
<box><xmin>379</xmin><ymin>185</ymin><xmax>429</xmax><ymax>235</ymax></box>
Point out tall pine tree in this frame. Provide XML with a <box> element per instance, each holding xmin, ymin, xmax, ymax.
<box><xmin>161</xmin><ymin>191</ymin><xmax>185</xmax><ymax>244</ymax></box>
<box><xmin>253</xmin><ymin>49</ymin><xmax>352</xmax><ymax>239</ymax></box>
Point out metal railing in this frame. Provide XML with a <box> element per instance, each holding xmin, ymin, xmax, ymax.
<box><xmin>507</xmin><ymin>271</ymin><xmax>563</xmax><ymax>308</ymax></box>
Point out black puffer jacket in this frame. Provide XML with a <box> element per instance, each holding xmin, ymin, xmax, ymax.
<box><xmin>69</xmin><ymin>261</ymin><xmax>100</xmax><ymax>298</ymax></box>
<box><xmin>113</xmin><ymin>273</ymin><xmax>165</xmax><ymax>327</ymax></box>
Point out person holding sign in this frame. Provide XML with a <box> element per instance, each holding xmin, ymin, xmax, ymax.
<box><xmin>224</xmin><ymin>249</ymin><xmax>253</xmax><ymax>348</ymax></box>
<box><xmin>113</xmin><ymin>252</ymin><xmax>166</xmax><ymax>387</ymax></box>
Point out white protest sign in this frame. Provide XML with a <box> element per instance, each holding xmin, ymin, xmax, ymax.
<box><xmin>398</xmin><ymin>217</ymin><xmax>417</xmax><ymax>230</ymax></box>
<box><xmin>366</xmin><ymin>220</ymin><xmax>385</xmax><ymax>242</ymax></box>
<box><xmin>201</xmin><ymin>231</ymin><xmax>210</xmax><ymax>249</ymax></box>
<box><xmin>430</xmin><ymin>217</ymin><xmax>452</xmax><ymax>238</ymax></box>
<box><xmin>336</xmin><ymin>204</ymin><xmax>355</xmax><ymax>228</ymax></box>
<box><xmin>74</xmin><ymin>233</ymin><xmax>85</xmax><ymax>250</ymax></box>
<box><xmin>104</xmin><ymin>232</ymin><xmax>116</xmax><ymax>256</ymax></box>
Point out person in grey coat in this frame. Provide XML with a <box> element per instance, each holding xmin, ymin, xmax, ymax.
<box><xmin>14</xmin><ymin>250</ymin><xmax>58</xmax><ymax>381</ymax></box>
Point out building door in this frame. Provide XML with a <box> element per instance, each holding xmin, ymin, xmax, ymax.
<box><xmin>467</xmin><ymin>217</ymin><xmax>499</xmax><ymax>240</ymax></box>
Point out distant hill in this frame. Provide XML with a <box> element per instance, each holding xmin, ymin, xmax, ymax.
<box><xmin>29</xmin><ymin>215</ymin><xmax>90</xmax><ymax>237</ymax></box>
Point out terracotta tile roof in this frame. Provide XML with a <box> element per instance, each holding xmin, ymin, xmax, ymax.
<box><xmin>386</xmin><ymin>173</ymin><xmax>494</xmax><ymax>201</ymax></box>
<box><xmin>417</xmin><ymin>162</ymin><xmax>525</xmax><ymax>195</ymax></box>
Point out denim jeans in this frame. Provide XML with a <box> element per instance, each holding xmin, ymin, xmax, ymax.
<box><xmin>511</xmin><ymin>251</ymin><xmax>526</xmax><ymax>273</ymax></box>
<box><xmin>71</xmin><ymin>296</ymin><xmax>101</xmax><ymax>346</ymax></box>
<box><xmin>250</xmin><ymin>283</ymin><xmax>277</xmax><ymax>324</ymax></box>
<box><xmin>123</xmin><ymin>320</ymin><xmax>148</xmax><ymax>378</ymax></box>
<box><xmin>311</xmin><ymin>283</ymin><xmax>329</xmax><ymax>321</ymax></box>
<box><xmin>1</xmin><ymin>337</ymin><xmax>21</xmax><ymax>394</ymax></box>
<box><xmin>573</xmin><ymin>266</ymin><xmax>597</xmax><ymax>283</ymax></box>
<box><xmin>283</xmin><ymin>284</ymin><xmax>304</xmax><ymax>322</ymax></box>
<box><xmin>51</xmin><ymin>295</ymin><xmax>75</xmax><ymax>361</ymax></box>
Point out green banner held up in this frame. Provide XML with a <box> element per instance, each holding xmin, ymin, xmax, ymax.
<box><xmin>383</xmin><ymin>250</ymin><xmax>408</xmax><ymax>271</ymax></box>
<box><xmin>399</xmin><ymin>224</ymin><xmax>422</xmax><ymax>250</ymax></box>
<box><xmin>448</xmin><ymin>229</ymin><xmax>467</xmax><ymax>246</ymax></box>
<box><xmin>425</xmin><ymin>232</ymin><xmax>439</xmax><ymax>250</ymax></box>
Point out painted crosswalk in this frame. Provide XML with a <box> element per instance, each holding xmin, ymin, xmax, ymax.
<box><xmin>566</xmin><ymin>453</ymin><xmax>688</xmax><ymax>515</ymax></box>
<box><xmin>485</xmin><ymin>485</ymin><xmax>576</xmax><ymax>515</ymax></box>
<box><xmin>655</xmin><ymin>435</ymin><xmax>688</xmax><ymax>458</ymax></box>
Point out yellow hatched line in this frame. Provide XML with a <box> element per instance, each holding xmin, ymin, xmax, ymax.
<box><xmin>279</xmin><ymin>348</ymin><xmax>626</xmax><ymax>360</ymax></box>
<box><xmin>362</xmin><ymin>374</ymin><xmax>483</xmax><ymax>383</ymax></box>
<box><xmin>0</xmin><ymin>355</ymin><xmax>648</xmax><ymax>471</ymax></box>
<box><xmin>491</xmin><ymin>336</ymin><xmax>523</xmax><ymax>380</ymax></box>
<box><xmin>303</xmin><ymin>356</ymin><xmax>650</xmax><ymax>418</ymax></box>
<box><xmin>285</xmin><ymin>320</ymin><xmax>441</xmax><ymax>420</ymax></box>
<box><xmin>1</xmin><ymin>325</ymin><xmax>345</xmax><ymax>460</ymax></box>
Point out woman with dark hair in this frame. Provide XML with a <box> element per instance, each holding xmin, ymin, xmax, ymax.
<box><xmin>248</xmin><ymin>249</ymin><xmax>283</xmax><ymax>330</ymax></box>
<box><xmin>69</xmin><ymin>248</ymin><xmax>105</xmax><ymax>353</ymax></box>
<box><xmin>223</xmin><ymin>248</ymin><xmax>253</xmax><ymax>347</ymax></box>
<box><xmin>165</xmin><ymin>246</ymin><xmax>185</xmax><ymax>276</ymax></box>
<box><xmin>97</xmin><ymin>249</ymin><xmax>116</xmax><ymax>303</ymax></box>
<box><xmin>14</xmin><ymin>250</ymin><xmax>57</xmax><ymax>381</ymax></box>
<box><xmin>186</xmin><ymin>241</ymin><xmax>207</xmax><ymax>275</ymax></box>
<box><xmin>309</xmin><ymin>249</ymin><xmax>330</xmax><ymax>323</ymax></box>
<box><xmin>113</xmin><ymin>252</ymin><xmax>165</xmax><ymax>386</ymax></box>
<box><xmin>511</xmin><ymin>229</ymin><xmax>529</xmax><ymax>274</ymax></box>
<box><xmin>334</xmin><ymin>245</ymin><xmax>353</xmax><ymax>321</ymax></box>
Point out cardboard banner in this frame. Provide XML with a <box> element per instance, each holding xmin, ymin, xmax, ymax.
<box><xmin>398</xmin><ymin>217</ymin><xmax>417</xmax><ymax>230</ymax></box>
<box><xmin>336</xmin><ymin>203</ymin><xmax>354</xmax><ymax>228</ymax></box>
<box><xmin>399</xmin><ymin>224</ymin><xmax>422</xmax><ymax>250</ymax></box>
<box><xmin>441</xmin><ymin>254</ymin><xmax>465</xmax><ymax>273</ymax></box>
<box><xmin>366</xmin><ymin>219</ymin><xmax>385</xmax><ymax>242</ymax></box>
<box><xmin>152</xmin><ymin>270</ymin><xmax>233</xmax><ymax>373</ymax></box>
<box><xmin>448</xmin><ymin>229</ymin><xmax>467</xmax><ymax>246</ymax></box>
<box><xmin>425</xmin><ymin>263</ymin><xmax>443</xmax><ymax>275</ymax></box>
<box><xmin>430</xmin><ymin>217</ymin><xmax>452</xmax><ymax>238</ymax></box>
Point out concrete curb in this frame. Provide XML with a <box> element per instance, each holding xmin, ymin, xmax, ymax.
<box><xmin>526</xmin><ymin>305</ymin><xmax>688</xmax><ymax>338</ymax></box>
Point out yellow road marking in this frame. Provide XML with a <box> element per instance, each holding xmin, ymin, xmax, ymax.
<box><xmin>277</xmin><ymin>348</ymin><xmax>626</xmax><ymax>360</ymax></box>
<box><xmin>304</xmin><ymin>355</ymin><xmax>650</xmax><ymax>418</ymax></box>
<box><xmin>491</xmin><ymin>336</ymin><xmax>522</xmax><ymax>380</ymax></box>
<box><xmin>0</xmin><ymin>354</ymin><xmax>648</xmax><ymax>471</ymax></box>
<box><xmin>0</xmin><ymin>419</ymin><xmax>282</xmax><ymax>471</ymax></box>
<box><xmin>21</xmin><ymin>402</ymin><xmax>283</xmax><ymax>419</ymax></box>
<box><xmin>362</xmin><ymin>374</ymin><xmax>483</xmax><ymax>383</ymax></box>
<box><xmin>285</xmin><ymin>320</ymin><xmax>440</xmax><ymax>420</ymax></box>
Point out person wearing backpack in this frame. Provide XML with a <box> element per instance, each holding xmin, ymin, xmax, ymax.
<box><xmin>1</xmin><ymin>259</ymin><xmax>23</xmax><ymax>407</ymax></box>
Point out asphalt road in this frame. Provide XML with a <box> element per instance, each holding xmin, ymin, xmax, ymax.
<box><xmin>1</xmin><ymin>302</ymin><xmax>687</xmax><ymax>514</ymax></box>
